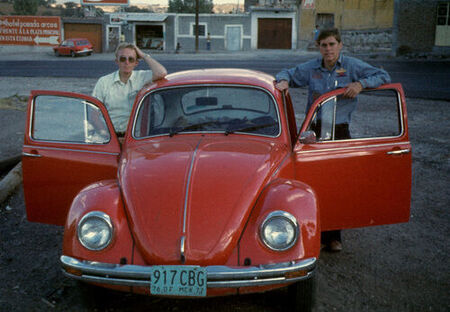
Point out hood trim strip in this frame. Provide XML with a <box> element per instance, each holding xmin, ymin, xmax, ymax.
<box><xmin>182</xmin><ymin>138</ymin><xmax>203</xmax><ymax>234</ymax></box>
<box><xmin>180</xmin><ymin>236</ymin><xmax>186</xmax><ymax>263</ymax></box>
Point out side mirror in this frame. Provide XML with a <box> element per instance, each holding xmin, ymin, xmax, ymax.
<box><xmin>299</xmin><ymin>130</ymin><xmax>316</xmax><ymax>144</ymax></box>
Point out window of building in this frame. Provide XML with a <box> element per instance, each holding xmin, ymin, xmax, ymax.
<box><xmin>316</xmin><ymin>14</ymin><xmax>334</xmax><ymax>29</ymax></box>
<box><xmin>436</xmin><ymin>2</ymin><xmax>450</xmax><ymax>46</ymax></box>
<box><xmin>190</xmin><ymin>23</ymin><xmax>207</xmax><ymax>37</ymax></box>
<box><xmin>437</xmin><ymin>2</ymin><xmax>449</xmax><ymax>25</ymax></box>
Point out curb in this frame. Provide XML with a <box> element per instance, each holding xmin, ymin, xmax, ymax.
<box><xmin>0</xmin><ymin>161</ymin><xmax>22</xmax><ymax>205</ymax></box>
<box><xmin>0</xmin><ymin>154</ymin><xmax>21</xmax><ymax>173</ymax></box>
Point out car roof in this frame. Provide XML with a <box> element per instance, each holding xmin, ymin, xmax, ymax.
<box><xmin>151</xmin><ymin>68</ymin><xmax>277</xmax><ymax>91</ymax></box>
<box><xmin>66</xmin><ymin>38</ymin><xmax>90</xmax><ymax>42</ymax></box>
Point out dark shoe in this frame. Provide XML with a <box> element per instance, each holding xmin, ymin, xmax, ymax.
<box><xmin>329</xmin><ymin>240</ymin><xmax>342</xmax><ymax>252</ymax></box>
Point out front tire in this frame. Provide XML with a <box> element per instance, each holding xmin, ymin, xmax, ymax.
<box><xmin>288</xmin><ymin>277</ymin><xmax>316</xmax><ymax>312</ymax></box>
<box><xmin>77</xmin><ymin>281</ymin><xmax>112</xmax><ymax>308</ymax></box>
<box><xmin>71</xmin><ymin>51</ymin><xmax>76</xmax><ymax>58</ymax></box>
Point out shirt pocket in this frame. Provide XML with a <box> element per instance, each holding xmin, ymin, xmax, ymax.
<box><xmin>310</xmin><ymin>77</ymin><xmax>326</xmax><ymax>95</ymax></box>
<box><xmin>336</xmin><ymin>75</ymin><xmax>352</xmax><ymax>88</ymax></box>
<box><xmin>129</xmin><ymin>89</ymin><xmax>139</xmax><ymax>102</ymax></box>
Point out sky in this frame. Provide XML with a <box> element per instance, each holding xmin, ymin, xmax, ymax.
<box><xmin>56</xmin><ymin>0</ymin><xmax>240</xmax><ymax>5</ymax></box>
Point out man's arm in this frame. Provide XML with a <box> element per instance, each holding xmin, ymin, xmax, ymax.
<box><xmin>344</xmin><ymin>57</ymin><xmax>391</xmax><ymax>99</ymax></box>
<box><xmin>135</xmin><ymin>46</ymin><xmax>167</xmax><ymax>81</ymax></box>
<box><xmin>275</xmin><ymin>62</ymin><xmax>311</xmax><ymax>91</ymax></box>
<box><xmin>275</xmin><ymin>80</ymin><xmax>290</xmax><ymax>91</ymax></box>
<box><xmin>352</xmin><ymin>58</ymin><xmax>391</xmax><ymax>89</ymax></box>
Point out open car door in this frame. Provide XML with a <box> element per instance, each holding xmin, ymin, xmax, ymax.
<box><xmin>22</xmin><ymin>91</ymin><xmax>121</xmax><ymax>225</ymax></box>
<box><xmin>294</xmin><ymin>84</ymin><xmax>411</xmax><ymax>231</ymax></box>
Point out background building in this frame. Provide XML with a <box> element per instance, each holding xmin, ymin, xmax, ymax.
<box><xmin>394</xmin><ymin>0</ymin><xmax>450</xmax><ymax>56</ymax></box>
<box><xmin>1</xmin><ymin>0</ymin><xmax>448</xmax><ymax>57</ymax></box>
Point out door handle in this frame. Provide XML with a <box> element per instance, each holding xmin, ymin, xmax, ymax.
<box><xmin>23</xmin><ymin>152</ymin><xmax>42</xmax><ymax>158</ymax></box>
<box><xmin>387</xmin><ymin>148</ymin><xmax>411</xmax><ymax>155</ymax></box>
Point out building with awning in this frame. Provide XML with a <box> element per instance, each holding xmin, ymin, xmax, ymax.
<box><xmin>106</xmin><ymin>12</ymin><xmax>253</xmax><ymax>52</ymax></box>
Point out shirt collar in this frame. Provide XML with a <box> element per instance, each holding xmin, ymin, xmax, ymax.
<box><xmin>336</xmin><ymin>53</ymin><xmax>343</xmax><ymax>66</ymax></box>
<box><xmin>113</xmin><ymin>70</ymin><xmax>135</xmax><ymax>85</ymax></box>
<box><xmin>316</xmin><ymin>53</ymin><xmax>344</xmax><ymax>71</ymax></box>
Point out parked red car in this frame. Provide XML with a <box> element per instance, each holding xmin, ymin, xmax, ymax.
<box><xmin>53</xmin><ymin>38</ymin><xmax>93</xmax><ymax>57</ymax></box>
<box><xmin>22</xmin><ymin>69</ymin><xmax>411</xmax><ymax>311</ymax></box>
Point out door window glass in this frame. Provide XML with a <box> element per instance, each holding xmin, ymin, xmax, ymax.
<box><xmin>308</xmin><ymin>89</ymin><xmax>402</xmax><ymax>141</ymax></box>
<box><xmin>32</xmin><ymin>95</ymin><xmax>110</xmax><ymax>144</ymax></box>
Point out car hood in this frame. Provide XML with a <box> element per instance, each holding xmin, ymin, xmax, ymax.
<box><xmin>119</xmin><ymin>135</ymin><xmax>288</xmax><ymax>265</ymax></box>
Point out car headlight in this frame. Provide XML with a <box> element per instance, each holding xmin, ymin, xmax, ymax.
<box><xmin>260</xmin><ymin>211</ymin><xmax>299</xmax><ymax>251</ymax></box>
<box><xmin>77</xmin><ymin>211</ymin><xmax>113</xmax><ymax>251</ymax></box>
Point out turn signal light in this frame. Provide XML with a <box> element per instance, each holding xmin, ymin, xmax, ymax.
<box><xmin>65</xmin><ymin>267</ymin><xmax>82</xmax><ymax>276</ymax></box>
<box><xmin>285</xmin><ymin>270</ymin><xmax>307</xmax><ymax>279</ymax></box>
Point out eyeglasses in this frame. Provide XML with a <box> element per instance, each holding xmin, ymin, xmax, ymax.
<box><xmin>118</xmin><ymin>56</ymin><xmax>136</xmax><ymax>63</ymax></box>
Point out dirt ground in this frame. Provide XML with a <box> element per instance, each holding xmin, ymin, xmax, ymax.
<box><xmin>0</xmin><ymin>77</ymin><xmax>449</xmax><ymax>312</ymax></box>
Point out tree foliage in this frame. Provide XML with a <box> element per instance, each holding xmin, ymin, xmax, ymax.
<box><xmin>168</xmin><ymin>0</ymin><xmax>213</xmax><ymax>13</ymax></box>
<box><xmin>61</xmin><ymin>1</ymin><xmax>83</xmax><ymax>17</ymax></box>
<box><xmin>13</xmin><ymin>0</ymin><xmax>39</xmax><ymax>15</ymax></box>
<box><xmin>116</xmin><ymin>5</ymin><xmax>154</xmax><ymax>13</ymax></box>
<box><xmin>39</xmin><ymin>0</ymin><xmax>55</xmax><ymax>7</ymax></box>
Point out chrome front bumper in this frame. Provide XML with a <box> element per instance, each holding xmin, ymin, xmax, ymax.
<box><xmin>61</xmin><ymin>255</ymin><xmax>316</xmax><ymax>288</ymax></box>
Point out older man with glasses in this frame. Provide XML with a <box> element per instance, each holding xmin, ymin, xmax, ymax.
<box><xmin>92</xmin><ymin>42</ymin><xmax>167</xmax><ymax>135</ymax></box>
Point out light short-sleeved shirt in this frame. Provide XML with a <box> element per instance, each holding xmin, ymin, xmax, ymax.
<box><xmin>276</xmin><ymin>54</ymin><xmax>391</xmax><ymax>124</ymax></box>
<box><xmin>92</xmin><ymin>70</ymin><xmax>153</xmax><ymax>132</ymax></box>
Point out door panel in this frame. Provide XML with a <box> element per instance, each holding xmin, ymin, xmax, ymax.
<box><xmin>257</xmin><ymin>18</ymin><xmax>292</xmax><ymax>49</ymax></box>
<box><xmin>226</xmin><ymin>26</ymin><xmax>242</xmax><ymax>51</ymax></box>
<box><xmin>64</xmin><ymin>23</ymin><xmax>102</xmax><ymax>53</ymax></box>
<box><xmin>23</xmin><ymin>91</ymin><xmax>121</xmax><ymax>225</ymax></box>
<box><xmin>294</xmin><ymin>84</ymin><xmax>411</xmax><ymax>230</ymax></box>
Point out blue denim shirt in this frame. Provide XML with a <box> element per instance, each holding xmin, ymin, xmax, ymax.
<box><xmin>276</xmin><ymin>54</ymin><xmax>391</xmax><ymax>124</ymax></box>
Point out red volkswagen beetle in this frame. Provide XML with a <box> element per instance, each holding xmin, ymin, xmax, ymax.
<box><xmin>53</xmin><ymin>38</ymin><xmax>93</xmax><ymax>57</ymax></box>
<box><xmin>22</xmin><ymin>69</ymin><xmax>411</xmax><ymax>311</ymax></box>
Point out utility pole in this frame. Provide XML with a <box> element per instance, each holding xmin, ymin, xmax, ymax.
<box><xmin>195</xmin><ymin>0</ymin><xmax>199</xmax><ymax>52</ymax></box>
<box><xmin>296</xmin><ymin>0</ymin><xmax>301</xmax><ymax>50</ymax></box>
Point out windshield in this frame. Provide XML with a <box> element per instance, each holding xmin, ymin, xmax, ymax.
<box><xmin>77</xmin><ymin>40</ymin><xmax>90</xmax><ymax>46</ymax></box>
<box><xmin>133</xmin><ymin>86</ymin><xmax>280</xmax><ymax>138</ymax></box>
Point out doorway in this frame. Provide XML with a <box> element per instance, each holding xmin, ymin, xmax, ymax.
<box><xmin>136</xmin><ymin>25</ymin><xmax>164</xmax><ymax>50</ymax></box>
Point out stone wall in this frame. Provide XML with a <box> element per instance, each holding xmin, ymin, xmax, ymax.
<box><xmin>341</xmin><ymin>29</ymin><xmax>393</xmax><ymax>54</ymax></box>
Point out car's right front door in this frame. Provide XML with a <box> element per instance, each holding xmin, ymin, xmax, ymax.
<box><xmin>22</xmin><ymin>91</ymin><xmax>121</xmax><ymax>225</ymax></box>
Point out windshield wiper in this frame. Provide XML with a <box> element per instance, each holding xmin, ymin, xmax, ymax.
<box><xmin>169</xmin><ymin>121</ymin><xmax>217</xmax><ymax>137</ymax></box>
<box><xmin>224</xmin><ymin>123</ymin><xmax>277</xmax><ymax>136</ymax></box>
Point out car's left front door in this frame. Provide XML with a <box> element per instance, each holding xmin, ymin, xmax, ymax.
<box><xmin>59</xmin><ymin>40</ymin><xmax>70</xmax><ymax>55</ymax></box>
<box><xmin>293</xmin><ymin>84</ymin><xmax>411</xmax><ymax>231</ymax></box>
<box><xmin>22</xmin><ymin>91</ymin><xmax>121</xmax><ymax>225</ymax></box>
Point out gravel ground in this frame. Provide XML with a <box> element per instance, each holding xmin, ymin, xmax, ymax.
<box><xmin>0</xmin><ymin>76</ymin><xmax>449</xmax><ymax>311</ymax></box>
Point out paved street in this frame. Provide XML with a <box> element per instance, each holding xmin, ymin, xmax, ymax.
<box><xmin>0</xmin><ymin>49</ymin><xmax>449</xmax><ymax>100</ymax></box>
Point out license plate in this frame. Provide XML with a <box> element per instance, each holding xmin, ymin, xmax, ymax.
<box><xmin>150</xmin><ymin>266</ymin><xmax>207</xmax><ymax>297</ymax></box>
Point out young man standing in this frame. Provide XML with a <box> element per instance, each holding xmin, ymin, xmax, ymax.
<box><xmin>93</xmin><ymin>42</ymin><xmax>167</xmax><ymax>135</ymax></box>
<box><xmin>275</xmin><ymin>28</ymin><xmax>391</xmax><ymax>251</ymax></box>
